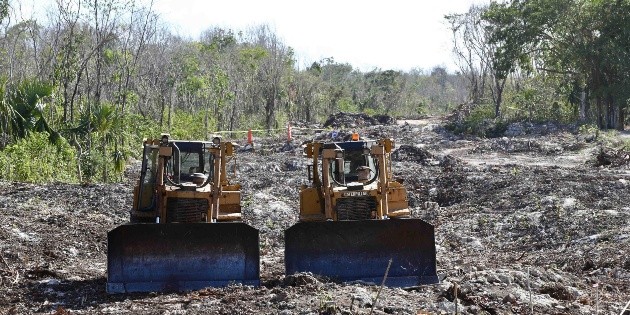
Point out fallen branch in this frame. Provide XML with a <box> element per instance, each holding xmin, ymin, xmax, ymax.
<box><xmin>370</xmin><ymin>258</ymin><xmax>393</xmax><ymax>315</ymax></box>
<box><xmin>0</xmin><ymin>252</ymin><xmax>10</xmax><ymax>270</ymax></box>
<box><xmin>619</xmin><ymin>298</ymin><xmax>630</xmax><ymax>315</ymax></box>
<box><xmin>135</xmin><ymin>299</ymin><xmax>190</xmax><ymax>305</ymax></box>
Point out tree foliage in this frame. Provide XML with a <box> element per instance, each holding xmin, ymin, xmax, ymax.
<box><xmin>5</xmin><ymin>79</ymin><xmax>60</xmax><ymax>143</ymax></box>
<box><xmin>0</xmin><ymin>0</ymin><xmax>468</xmax><ymax>183</ymax></box>
<box><xmin>0</xmin><ymin>0</ymin><xmax>7</xmax><ymax>24</ymax></box>
<box><xmin>0</xmin><ymin>132</ymin><xmax>77</xmax><ymax>183</ymax></box>
<box><xmin>469</xmin><ymin>0</ymin><xmax>630</xmax><ymax>129</ymax></box>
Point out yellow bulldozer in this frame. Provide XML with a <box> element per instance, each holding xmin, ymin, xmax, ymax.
<box><xmin>107</xmin><ymin>134</ymin><xmax>259</xmax><ymax>293</ymax></box>
<box><xmin>285</xmin><ymin>135</ymin><xmax>438</xmax><ymax>286</ymax></box>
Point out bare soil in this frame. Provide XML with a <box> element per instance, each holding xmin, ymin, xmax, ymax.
<box><xmin>1</xmin><ymin>115</ymin><xmax>629</xmax><ymax>314</ymax></box>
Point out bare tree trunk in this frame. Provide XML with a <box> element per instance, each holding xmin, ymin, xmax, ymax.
<box><xmin>63</xmin><ymin>80</ymin><xmax>70</xmax><ymax>122</ymax></box>
<box><xmin>493</xmin><ymin>77</ymin><xmax>506</xmax><ymax>118</ymax></box>
<box><xmin>596</xmin><ymin>97</ymin><xmax>604</xmax><ymax>129</ymax></box>
<box><xmin>159</xmin><ymin>94</ymin><xmax>165</xmax><ymax>129</ymax></box>
<box><xmin>167</xmin><ymin>92</ymin><xmax>173</xmax><ymax>131</ymax></box>
<box><xmin>72</xmin><ymin>134</ymin><xmax>83</xmax><ymax>183</ymax></box>
<box><xmin>204</xmin><ymin>97</ymin><xmax>209</xmax><ymax>137</ymax></box>
<box><xmin>265</xmin><ymin>90</ymin><xmax>275</xmax><ymax>132</ymax></box>
<box><xmin>305</xmin><ymin>97</ymin><xmax>311</xmax><ymax>122</ymax></box>
<box><xmin>102</xmin><ymin>137</ymin><xmax>107</xmax><ymax>182</ymax></box>
<box><xmin>229</xmin><ymin>83</ymin><xmax>239</xmax><ymax>132</ymax></box>
<box><xmin>607</xmin><ymin>95</ymin><xmax>615</xmax><ymax>130</ymax></box>
<box><xmin>579</xmin><ymin>90</ymin><xmax>587</xmax><ymax>121</ymax></box>
<box><xmin>617</xmin><ymin>107</ymin><xmax>626</xmax><ymax>131</ymax></box>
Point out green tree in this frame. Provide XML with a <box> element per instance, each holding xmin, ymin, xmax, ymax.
<box><xmin>292</xmin><ymin>63</ymin><xmax>322</xmax><ymax>122</ymax></box>
<box><xmin>5</xmin><ymin>79</ymin><xmax>60</xmax><ymax>143</ymax></box>
<box><xmin>70</xmin><ymin>102</ymin><xmax>125</xmax><ymax>182</ymax></box>
<box><xmin>447</xmin><ymin>5</ymin><xmax>494</xmax><ymax>106</ymax></box>
<box><xmin>0</xmin><ymin>0</ymin><xmax>7</xmax><ymax>24</ymax></box>
<box><xmin>481</xmin><ymin>0</ymin><xmax>630</xmax><ymax>129</ymax></box>
<box><xmin>363</xmin><ymin>70</ymin><xmax>404</xmax><ymax>114</ymax></box>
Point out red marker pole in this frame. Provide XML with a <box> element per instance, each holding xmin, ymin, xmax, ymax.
<box><xmin>247</xmin><ymin>129</ymin><xmax>253</xmax><ymax>144</ymax></box>
<box><xmin>287</xmin><ymin>123</ymin><xmax>292</xmax><ymax>142</ymax></box>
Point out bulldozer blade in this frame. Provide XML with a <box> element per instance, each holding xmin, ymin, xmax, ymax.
<box><xmin>285</xmin><ymin>219</ymin><xmax>438</xmax><ymax>287</ymax></box>
<box><xmin>107</xmin><ymin>223</ymin><xmax>259</xmax><ymax>293</ymax></box>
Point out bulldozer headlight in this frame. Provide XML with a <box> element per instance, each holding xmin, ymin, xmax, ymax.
<box><xmin>335</xmin><ymin>151</ymin><xmax>344</xmax><ymax>159</ymax></box>
<box><xmin>212</xmin><ymin>137</ymin><xmax>221</xmax><ymax>145</ymax></box>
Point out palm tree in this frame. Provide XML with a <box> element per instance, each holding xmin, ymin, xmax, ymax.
<box><xmin>92</xmin><ymin>102</ymin><xmax>116</xmax><ymax>182</ymax></box>
<box><xmin>73</xmin><ymin>102</ymin><xmax>124</xmax><ymax>182</ymax></box>
<box><xmin>3</xmin><ymin>79</ymin><xmax>61</xmax><ymax>145</ymax></box>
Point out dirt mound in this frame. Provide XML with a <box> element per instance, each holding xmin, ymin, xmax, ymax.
<box><xmin>392</xmin><ymin>145</ymin><xmax>461</xmax><ymax>170</ymax></box>
<box><xmin>594</xmin><ymin>146</ymin><xmax>630</xmax><ymax>167</ymax></box>
<box><xmin>471</xmin><ymin>137</ymin><xmax>567</xmax><ymax>155</ymax></box>
<box><xmin>323</xmin><ymin>112</ymin><xmax>396</xmax><ymax>128</ymax></box>
<box><xmin>392</xmin><ymin>145</ymin><xmax>435</xmax><ymax>164</ymax></box>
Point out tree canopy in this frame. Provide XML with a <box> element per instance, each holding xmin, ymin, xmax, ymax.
<box><xmin>0</xmin><ymin>0</ymin><xmax>466</xmax><ymax>182</ymax></box>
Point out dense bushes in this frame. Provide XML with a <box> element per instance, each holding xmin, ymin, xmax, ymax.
<box><xmin>0</xmin><ymin>132</ymin><xmax>78</xmax><ymax>183</ymax></box>
<box><xmin>446</xmin><ymin>104</ymin><xmax>508</xmax><ymax>137</ymax></box>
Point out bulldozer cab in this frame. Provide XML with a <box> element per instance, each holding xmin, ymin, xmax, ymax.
<box><xmin>167</xmin><ymin>141</ymin><xmax>214</xmax><ymax>184</ymax></box>
<box><xmin>135</xmin><ymin>140</ymin><xmax>215</xmax><ymax>212</ymax></box>
<box><xmin>328</xmin><ymin>141</ymin><xmax>378</xmax><ymax>185</ymax></box>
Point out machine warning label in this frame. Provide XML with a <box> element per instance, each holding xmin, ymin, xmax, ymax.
<box><xmin>342</xmin><ymin>191</ymin><xmax>369</xmax><ymax>197</ymax></box>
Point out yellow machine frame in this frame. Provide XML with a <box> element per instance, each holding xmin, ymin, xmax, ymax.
<box><xmin>130</xmin><ymin>136</ymin><xmax>242</xmax><ymax>223</ymax></box>
<box><xmin>299</xmin><ymin>138</ymin><xmax>410</xmax><ymax>222</ymax></box>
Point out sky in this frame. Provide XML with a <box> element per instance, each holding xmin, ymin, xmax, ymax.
<box><xmin>148</xmin><ymin>0</ymin><xmax>489</xmax><ymax>72</ymax></box>
<box><xmin>14</xmin><ymin>0</ymin><xmax>489</xmax><ymax>72</ymax></box>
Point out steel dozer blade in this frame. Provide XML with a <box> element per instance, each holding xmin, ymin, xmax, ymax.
<box><xmin>107</xmin><ymin>223</ymin><xmax>259</xmax><ymax>293</ymax></box>
<box><xmin>285</xmin><ymin>219</ymin><xmax>438</xmax><ymax>287</ymax></box>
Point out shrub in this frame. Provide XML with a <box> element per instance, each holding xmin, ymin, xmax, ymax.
<box><xmin>0</xmin><ymin>132</ymin><xmax>78</xmax><ymax>183</ymax></box>
<box><xmin>167</xmin><ymin>110</ymin><xmax>208</xmax><ymax>140</ymax></box>
<box><xmin>447</xmin><ymin>103</ymin><xmax>508</xmax><ymax>137</ymax></box>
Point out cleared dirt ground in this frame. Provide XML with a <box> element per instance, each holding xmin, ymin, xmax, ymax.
<box><xmin>1</xmin><ymin>114</ymin><xmax>629</xmax><ymax>314</ymax></box>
